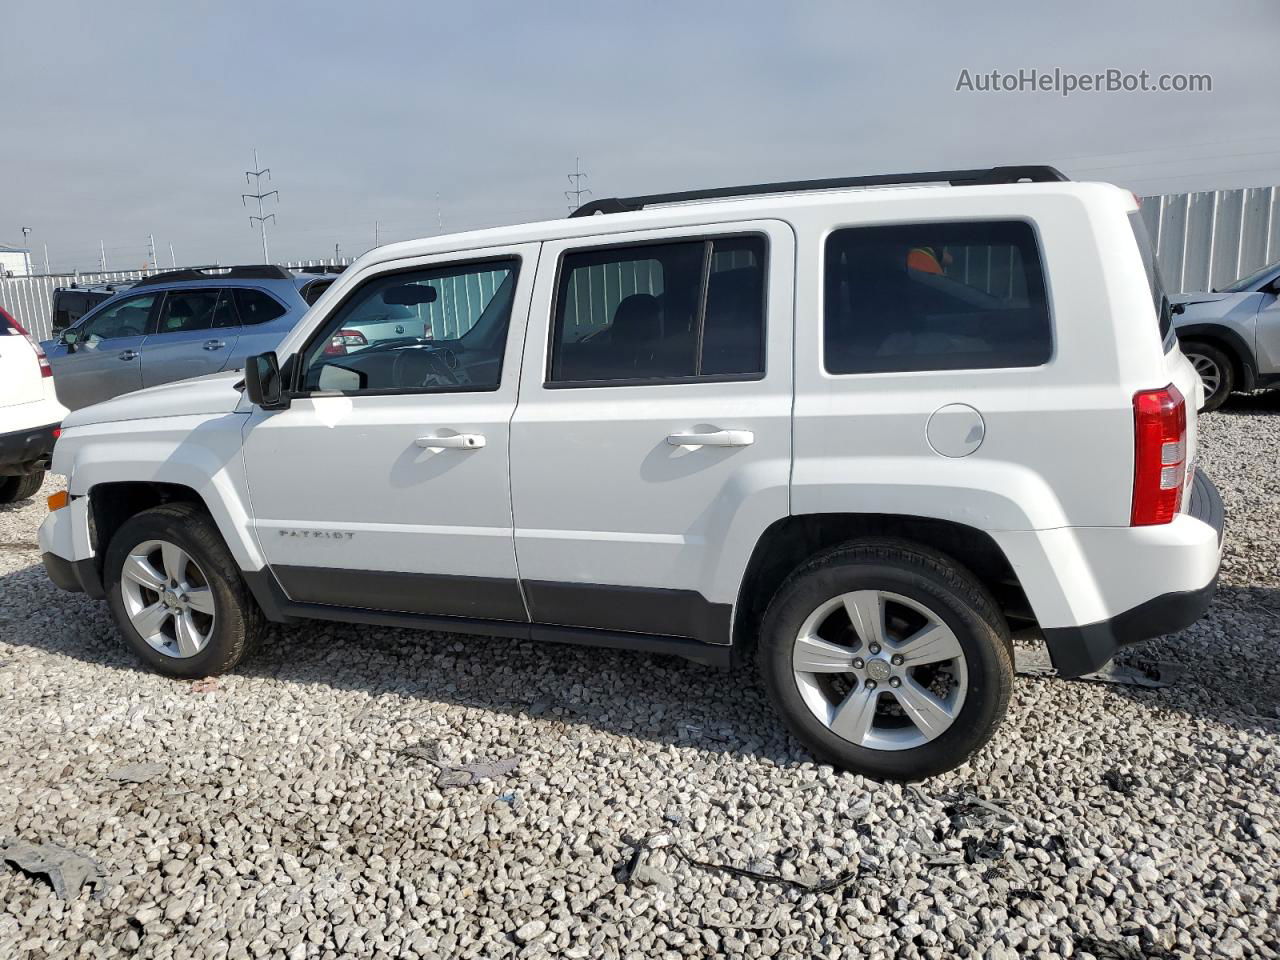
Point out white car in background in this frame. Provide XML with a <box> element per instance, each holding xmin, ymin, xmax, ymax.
<box><xmin>0</xmin><ymin>306</ymin><xmax>66</xmax><ymax>503</ymax></box>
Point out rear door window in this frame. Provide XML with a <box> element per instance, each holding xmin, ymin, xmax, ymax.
<box><xmin>824</xmin><ymin>220</ymin><xmax>1051</xmax><ymax>373</ymax></box>
<box><xmin>154</xmin><ymin>289</ymin><xmax>234</xmax><ymax>334</ymax></box>
<box><xmin>549</xmin><ymin>235</ymin><xmax>767</xmax><ymax>384</ymax></box>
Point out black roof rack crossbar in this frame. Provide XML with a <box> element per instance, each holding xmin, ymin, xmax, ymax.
<box><xmin>569</xmin><ymin>165</ymin><xmax>1069</xmax><ymax>217</ymax></box>
<box><xmin>133</xmin><ymin>264</ymin><xmax>293</xmax><ymax>287</ymax></box>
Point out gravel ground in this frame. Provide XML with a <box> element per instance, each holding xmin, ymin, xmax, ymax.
<box><xmin>1</xmin><ymin>400</ymin><xmax>1278</xmax><ymax>960</ymax></box>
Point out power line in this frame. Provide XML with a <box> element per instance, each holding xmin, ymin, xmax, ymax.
<box><xmin>242</xmin><ymin>148</ymin><xmax>279</xmax><ymax>263</ymax></box>
<box><xmin>565</xmin><ymin>157</ymin><xmax>590</xmax><ymax>215</ymax></box>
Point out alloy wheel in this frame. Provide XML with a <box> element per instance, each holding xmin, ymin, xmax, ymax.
<box><xmin>791</xmin><ymin>590</ymin><xmax>968</xmax><ymax>751</ymax></box>
<box><xmin>1188</xmin><ymin>352</ymin><xmax>1222</xmax><ymax>400</ymax></box>
<box><xmin>118</xmin><ymin>539</ymin><xmax>216</xmax><ymax>658</ymax></box>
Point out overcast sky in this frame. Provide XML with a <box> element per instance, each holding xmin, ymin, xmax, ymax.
<box><xmin>2</xmin><ymin>0</ymin><xmax>1279</xmax><ymax>272</ymax></box>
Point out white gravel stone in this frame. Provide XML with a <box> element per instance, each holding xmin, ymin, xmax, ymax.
<box><xmin>1</xmin><ymin>403</ymin><xmax>1279</xmax><ymax>957</ymax></box>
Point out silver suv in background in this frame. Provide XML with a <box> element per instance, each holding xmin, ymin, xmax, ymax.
<box><xmin>1173</xmin><ymin>258</ymin><xmax>1280</xmax><ymax>411</ymax></box>
<box><xmin>42</xmin><ymin>265</ymin><xmax>334</xmax><ymax>410</ymax></box>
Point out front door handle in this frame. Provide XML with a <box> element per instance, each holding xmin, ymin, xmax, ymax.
<box><xmin>416</xmin><ymin>433</ymin><xmax>486</xmax><ymax>450</ymax></box>
<box><xmin>667</xmin><ymin>429</ymin><xmax>755</xmax><ymax>448</ymax></box>
<box><xmin>203</xmin><ymin>339</ymin><xmax>226</xmax><ymax>351</ymax></box>
<box><xmin>118</xmin><ymin>349</ymin><xmax>138</xmax><ymax>361</ymax></box>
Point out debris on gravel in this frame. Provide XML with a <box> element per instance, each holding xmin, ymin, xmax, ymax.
<box><xmin>0</xmin><ymin>840</ymin><xmax>105</xmax><ymax>901</ymax></box>
<box><xmin>0</xmin><ymin>401</ymin><xmax>1278</xmax><ymax>958</ymax></box>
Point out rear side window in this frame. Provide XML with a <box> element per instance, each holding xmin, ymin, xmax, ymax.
<box><xmin>824</xmin><ymin>221</ymin><xmax>1051</xmax><ymax>374</ymax></box>
<box><xmin>550</xmin><ymin>235</ymin><xmax>766</xmax><ymax>384</ymax></box>
<box><xmin>234</xmin><ymin>289</ymin><xmax>288</xmax><ymax>325</ymax></box>
<box><xmin>1128</xmin><ymin>212</ymin><xmax>1173</xmax><ymax>343</ymax></box>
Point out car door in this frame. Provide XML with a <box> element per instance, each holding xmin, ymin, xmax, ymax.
<box><xmin>240</xmin><ymin>243</ymin><xmax>539</xmax><ymax>622</ymax></box>
<box><xmin>1251</xmin><ymin>277</ymin><xmax>1280</xmax><ymax>374</ymax></box>
<box><xmin>508</xmin><ymin>222</ymin><xmax>795</xmax><ymax>645</ymax></box>
<box><xmin>45</xmin><ymin>291</ymin><xmax>159</xmax><ymax>410</ymax></box>
<box><xmin>140</xmin><ymin>287</ymin><xmax>242</xmax><ymax>387</ymax></box>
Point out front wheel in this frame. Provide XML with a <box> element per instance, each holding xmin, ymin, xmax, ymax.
<box><xmin>1181</xmin><ymin>341</ymin><xmax>1233</xmax><ymax>412</ymax></box>
<box><xmin>757</xmin><ymin>540</ymin><xmax>1013</xmax><ymax>780</ymax></box>
<box><xmin>104</xmin><ymin>503</ymin><xmax>265</xmax><ymax>678</ymax></box>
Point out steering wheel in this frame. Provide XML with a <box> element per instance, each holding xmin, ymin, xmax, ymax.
<box><xmin>390</xmin><ymin>345</ymin><xmax>462</xmax><ymax>388</ymax></box>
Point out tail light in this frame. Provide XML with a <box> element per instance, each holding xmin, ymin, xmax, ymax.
<box><xmin>323</xmin><ymin>329</ymin><xmax>368</xmax><ymax>357</ymax></box>
<box><xmin>1131</xmin><ymin>384</ymin><xmax>1186</xmax><ymax>525</ymax></box>
<box><xmin>1</xmin><ymin>307</ymin><xmax>54</xmax><ymax>378</ymax></box>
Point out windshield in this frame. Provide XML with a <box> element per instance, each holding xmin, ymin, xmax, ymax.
<box><xmin>1216</xmin><ymin>259</ymin><xmax>1280</xmax><ymax>294</ymax></box>
<box><xmin>1128</xmin><ymin>212</ymin><xmax>1173</xmax><ymax>344</ymax></box>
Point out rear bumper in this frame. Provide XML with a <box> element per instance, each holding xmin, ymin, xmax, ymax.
<box><xmin>0</xmin><ymin>421</ymin><xmax>58</xmax><ymax>474</ymax></box>
<box><xmin>1040</xmin><ymin>469</ymin><xmax>1225</xmax><ymax>677</ymax></box>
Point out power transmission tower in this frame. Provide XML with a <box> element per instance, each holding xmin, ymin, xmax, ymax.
<box><xmin>565</xmin><ymin>157</ymin><xmax>591</xmax><ymax>214</ymax></box>
<box><xmin>242</xmin><ymin>148</ymin><xmax>279</xmax><ymax>263</ymax></box>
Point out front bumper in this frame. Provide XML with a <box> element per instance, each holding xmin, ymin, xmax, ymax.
<box><xmin>0</xmin><ymin>421</ymin><xmax>58</xmax><ymax>474</ymax></box>
<box><xmin>38</xmin><ymin>491</ymin><xmax>106</xmax><ymax>599</ymax></box>
<box><xmin>1040</xmin><ymin>469</ymin><xmax>1225</xmax><ymax>678</ymax></box>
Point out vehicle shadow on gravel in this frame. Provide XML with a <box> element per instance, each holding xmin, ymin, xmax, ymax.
<box><xmin>3</xmin><ymin>560</ymin><xmax>1278</xmax><ymax>758</ymax></box>
<box><xmin>1097</xmin><ymin>585</ymin><xmax>1280</xmax><ymax>734</ymax></box>
<box><xmin>1217</xmin><ymin>390</ymin><xmax>1280</xmax><ymax>415</ymax></box>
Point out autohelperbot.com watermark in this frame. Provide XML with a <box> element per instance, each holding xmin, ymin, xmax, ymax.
<box><xmin>955</xmin><ymin>68</ymin><xmax>1212</xmax><ymax>97</ymax></box>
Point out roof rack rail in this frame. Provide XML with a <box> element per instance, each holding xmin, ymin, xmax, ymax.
<box><xmin>291</xmin><ymin>264</ymin><xmax>348</xmax><ymax>275</ymax></box>
<box><xmin>132</xmin><ymin>264</ymin><xmax>292</xmax><ymax>287</ymax></box>
<box><xmin>570</xmin><ymin>165</ymin><xmax>1069</xmax><ymax>218</ymax></box>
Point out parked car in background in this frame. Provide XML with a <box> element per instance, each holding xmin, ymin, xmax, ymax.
<box><xmin>50</xmin><ymin>280</ymin><xmax>136</xmax><ymax>336</ymax></box>
<box><xmin>42</xmin><ymin>265</ymin><xmax>330</xmax><ymax>410</ymax></box>
<box><xmin>0</xmin><ymin>306</ymin><xmax>66</xmax><ymax>503</ymax></box>
<box><xmin>1172</xmin><ymin>258</ymin><xmax>1280</xmax><ymax>411</ymax></box>
<box><xmin>38</xmin><ymin>167</ymin><xmax>1224</xmax><ymax>779</ymax></box>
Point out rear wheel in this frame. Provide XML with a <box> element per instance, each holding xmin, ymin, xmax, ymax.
<box><xmin>104</xmin><ymin>503</ymin><xmax>265</xmax><ymax>677</ymax></box>
<box><xmin>757</xmin><ymin>539</ymin><xmax>1013</xmax><ymax>780</ymax></box>
<box><xmin>1182</xmin><ymin>340</ymin><xmax>1233</xmax><ymax>412</ymax></box>
<box><xmin>0</xmin><ymin>471</ymin><xmax>44</xmax><ymax>504</ymax></box>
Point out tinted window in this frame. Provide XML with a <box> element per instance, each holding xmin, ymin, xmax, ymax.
<box><xmin>78</xmin><ymin>293</ymin><xmax>158</xmax><ymax>341</ymax></box>
<box><xmin>300</xmin><ymin>279</ymin><xmax>334</xmax><ymax>306</ymax></box>
<box><xmin>155</xmin><ymin>289</ymin><xmax>234</xmax><ymax>334</ymax></box>
<box><xmin>234</xmin><ymin>288</ymin><xmax>288</xmax><ymax>325</ymax></box>
<box><xmin>824</xmin><ymin>221</ymin><xmax>1051</xmax><ymax>374</ymax></box>
<box><xmin>1128</xmin><ymin>212</ymin><xmax>1172</xmax><ymax>341</ymax></box>
<box><xmin>300</xmin><ymin>259</ymin><xmax>519</xmax><ymax>394</ymax></box>
<box><xmin>550</xmin><ymin>235</ymin><xmax>766</xmax><ymax>384</ymax></box>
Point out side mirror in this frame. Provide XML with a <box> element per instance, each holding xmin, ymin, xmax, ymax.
<box><xmin>244</xmin><ymin>352</ymin><xmax>291</xmax><ymax>410</ymax></box>
<box><xmin>62</xmin><ymin>329</ymin><xmax>80</xmax><ymax>350</ymax></box>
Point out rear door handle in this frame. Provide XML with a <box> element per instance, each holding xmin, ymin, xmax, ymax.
<box><xmin>203</xmin><ymin>339</ymin><xmax>226</xmax><ymax>351</ymax></box>
<box><xmin>118</xmin><ymin>350</ymin><xmax>138</xmax><ymax>361</ymax></box>
<box><xmin>667</xmin><ymin>429</ymin><xmax>755</xmax><ymax>448</ymax></box>
<box><xmin>416</xmin><ymin>433</ymin><xmax>486</xmax><ymax>450</ymax></box>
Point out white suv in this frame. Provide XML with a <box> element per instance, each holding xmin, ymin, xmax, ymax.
<box><xmin>0</xmin><ymin>306</ymin><xmax>66</xmax><ymax>503</ymax></box>
<box><xmin>38</xmin><ymin>167</ymin><xmax>1225</xmax><ymax>779</ymax></box>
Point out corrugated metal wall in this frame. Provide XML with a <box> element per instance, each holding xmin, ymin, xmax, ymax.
<box><xmin>1139</xmin><ymin>185</ymin><xmax>1279</xmax><ymax>294</ymax></box>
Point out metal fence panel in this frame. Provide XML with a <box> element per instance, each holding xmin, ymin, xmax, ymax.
<box><xmin>1140</xmin><ymin>184</ymin><xmax>1280</xmax><ymax>294</ymax></box>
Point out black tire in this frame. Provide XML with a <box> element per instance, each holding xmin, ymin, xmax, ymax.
<box><xmin>104</xmin><ymin>503</ymin><xmax>265</xmax><ymax>678</ymax></box>
<box><xmin>1181</xmin><ymin>340</ymin><xmax>1234</xmax><ymax>412</ymax></box>
<box><xmin>0</xmin><ymin>471</ymin><xmax>44</xmax><ymax>504</ymax></box>
<box><xmin>756</xmin><ymin>538</ymin><xmax>1013</xmax><ymax>780</ymax></box>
